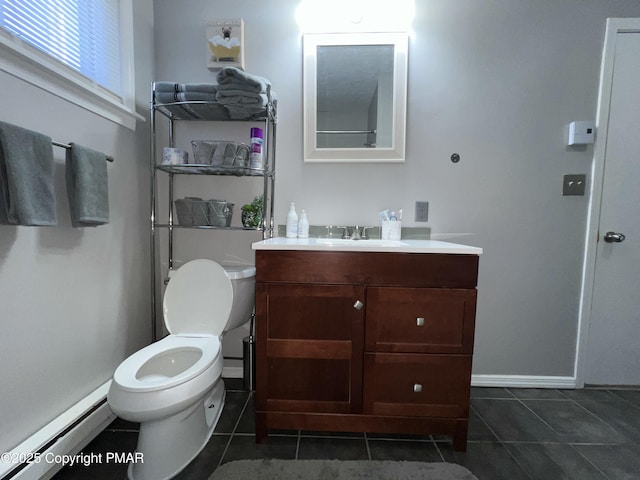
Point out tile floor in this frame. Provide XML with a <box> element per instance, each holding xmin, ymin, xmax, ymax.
<box><xmin>54</xmin><ymin>380</ymin><xmax>640</xmax><ymax>480</ymax></box>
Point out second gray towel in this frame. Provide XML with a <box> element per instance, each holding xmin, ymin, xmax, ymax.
<box><xmin>65</xmin><ymin>143</ymin><xmax>110</xmax><ymax>227</ymax></box>
<box><xmin>0</xmin><ymin>120</ymin><xmax>57</xmax><ymax>226</ymax></box>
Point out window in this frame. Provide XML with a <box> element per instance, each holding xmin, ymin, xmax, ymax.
<box><xmin>0</xmin><ymin>0</ymin><xmax>142</xmax><ymax>129</ymax></box>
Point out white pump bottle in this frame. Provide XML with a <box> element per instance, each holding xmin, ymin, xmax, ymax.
<box><xmin>286</xmin><ymin>202</ymin><xmax>298</xmax><ymax>238</ymax></box>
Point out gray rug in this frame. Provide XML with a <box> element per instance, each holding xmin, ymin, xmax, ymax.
<box><xmin>209</xmin><ymin>459</ymin><xmax>479</xmax><ymax>480</ymax></box>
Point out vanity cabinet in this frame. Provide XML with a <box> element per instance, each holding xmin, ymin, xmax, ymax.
<box><xmin>254</xmin><ymin>250</ymin><xmax>479</xmax><ymax>451</ymax></box>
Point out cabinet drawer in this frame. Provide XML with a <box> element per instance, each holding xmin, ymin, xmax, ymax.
<box><xmin>363</xmin><ymin>353</ymin><xmax>471</xmax><ymax>418</ymax></box>
<box><xmin>366</xmin><ymin>287</ymin><xmax>476</xmax><ymax>354</ymax></box>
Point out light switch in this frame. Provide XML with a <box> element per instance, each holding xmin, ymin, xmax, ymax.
<box><xmin>562</xmin><ymin>174</ymin><xmax>587</xmax><ymax>196</ymax></box>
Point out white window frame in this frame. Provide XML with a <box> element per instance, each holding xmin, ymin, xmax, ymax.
<box><xmin>0</xmin><ymin>0</ymin><xmax>143</xmax><ymax>130</ymax></box>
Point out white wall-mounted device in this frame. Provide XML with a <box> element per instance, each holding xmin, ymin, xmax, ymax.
<box><xmin>567</xmin><ymin>121</ymin><xmax>595</xmax><ymax>146</ymax></box>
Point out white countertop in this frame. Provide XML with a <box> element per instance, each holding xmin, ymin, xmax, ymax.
<box><xmin>252</xmin><ymin>237</ymin><xmax>483</xmax><ymax>254</ymax></box>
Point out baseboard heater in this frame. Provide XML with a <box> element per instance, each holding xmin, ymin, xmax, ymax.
<box><xmin>0</xmin><ymin>382</ymin><xmax>115</xmax><ymax>480</ymax></box>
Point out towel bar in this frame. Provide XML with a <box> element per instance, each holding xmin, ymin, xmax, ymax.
<box><xmin>52</xmin><ymin>141</ymin><xmax>114</xmax><ymax>162</ymax></box>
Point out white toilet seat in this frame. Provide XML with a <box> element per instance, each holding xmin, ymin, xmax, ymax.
<box><xmin>112</xmin><ymin>335</ymin><xmax>220</xmax><ymax>393</ymax></box>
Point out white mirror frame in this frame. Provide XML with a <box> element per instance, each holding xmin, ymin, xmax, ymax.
<box><xmin>303</xmin><ymin>32</ymin><xmax>408</xmax><ymax>163</ymax></box>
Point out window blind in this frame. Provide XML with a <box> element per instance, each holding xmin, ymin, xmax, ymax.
<box><xmin>0</xmin><ymin>0</ymin><xmax>121</xmax><ymax>95</ymax></box>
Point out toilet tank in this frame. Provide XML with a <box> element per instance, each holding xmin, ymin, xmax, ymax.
<box><xmin>222</xmin><ymin>265</ymin><xmax>256</xmax><ymax>332</ymax></box>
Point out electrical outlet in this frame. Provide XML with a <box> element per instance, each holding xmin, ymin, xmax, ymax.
<box><xmin>415</xmin><ymin>201</ymin><xmax>429</xmax><ymax>222</ymax></box>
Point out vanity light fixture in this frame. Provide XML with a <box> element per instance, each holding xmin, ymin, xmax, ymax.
<box><xmin>296</xmin><ymin>0</ymin><xmax>414</xmax><ymax>33</ymax></box>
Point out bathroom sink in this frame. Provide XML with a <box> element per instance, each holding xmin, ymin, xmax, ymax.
<box><xmin>315</xmin><ymin>238</ymin><xmax>409</xmax><ymax>247</ymax></box>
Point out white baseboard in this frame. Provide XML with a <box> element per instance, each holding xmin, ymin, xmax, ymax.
<box><xmin>471</xmin><ymin>374</ymin><xmax>577</xmax><ymax>389</ymax></box>
<box><xmin>222</xmin><ymin>366</ymin><xmax>244</xmax><ymax>379</ymax></box>
<box><xmin>1</xmin><ymin>382</ymin><xmax>115</xmax><ymax>480</ymax></box>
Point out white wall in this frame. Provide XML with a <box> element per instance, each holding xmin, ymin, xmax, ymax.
<box><xmin>152</xmin><ymin>0</ymin><xmax>640</xmax><ymax>378</ymax></box>
<box><xmin>0</xmin><ymin>1</ymin><xmax>154</xmax><ymax>453</ymax></box>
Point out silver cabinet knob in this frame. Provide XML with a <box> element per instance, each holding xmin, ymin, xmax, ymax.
<box><xmin>353</xmin><ymin>300</ymin><xmax>364</xmax><ymax>310</ymax></box>
<box><xmin>416</xmin><ymin>317</ymin><xmax>425</xmax><ymax>326</ymax></box>
<box><xmin>413</xmin><ymin>384</ymin><xmax>423</xmax><ymax>393</ymax></box>
<box><xmin>603</xmin><ymin>231</ymin><xmax>626</xmax><ymax>243</ymax></box>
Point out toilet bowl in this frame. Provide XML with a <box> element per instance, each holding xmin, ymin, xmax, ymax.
<box><xmin>107</xmin><ymin>259</ymin><xmax>255</xmax><ymax>480</ymax></box>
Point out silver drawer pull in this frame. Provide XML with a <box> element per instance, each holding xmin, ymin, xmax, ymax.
<box><xmin>416</xmin><ymin>317</ymin><xmax>425</xmax><ymax>326</ymax></box>
<box><xmin>413</xmin><ymin>384</ymin><xmax>423</xmax><ymax>393</ymax></box>
<box><xmin>353</xmin><ymin>300</ymin><xmax>364</xmax><ymax>310</ymax></box>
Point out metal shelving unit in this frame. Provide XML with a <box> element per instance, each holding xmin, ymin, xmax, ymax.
<box><xmin>149</xmin><ymin>82</ymin><xmax>276</xmax><ymax>340</ymax></box>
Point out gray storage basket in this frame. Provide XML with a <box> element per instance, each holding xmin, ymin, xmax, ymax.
<box><xmin>175</xmin><ymin>197</ymin><xmax>209</xmax><ymax>226</ymax></box>
<box><xmin>207</xmin><ymin>199</ymin><xmax>234</xmax><ymax>227</ymax></box>
<box><xmin>191</xmin><ymin>140</ymin><xmax>250</xmax><ymax>167</ymax></box>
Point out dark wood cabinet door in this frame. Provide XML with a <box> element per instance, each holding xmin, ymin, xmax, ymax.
<box><xmin>256</xmin><ymin>283</ymin><xmax>365</xmax><ymax>414</ymax></box>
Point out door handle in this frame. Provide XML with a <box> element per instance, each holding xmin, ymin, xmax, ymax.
<box><xmin>353</xmin><ymin>300</ymin><xmax>364</xmax><ymax>310</ymax></box>
<box><xmin>603</xmin><ymin>231</ymin><xmax>626</xmax><ymax>243</ymax></box>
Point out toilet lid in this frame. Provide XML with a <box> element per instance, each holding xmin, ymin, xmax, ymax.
<box><xmin>163</xmin><ymin>259</ymin><xmax>233</xmax><ymax>336</ymax></box>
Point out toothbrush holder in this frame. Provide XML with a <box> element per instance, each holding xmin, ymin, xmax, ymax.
<box><xmin>381</xmin><ymin>220</ymin><xmax>401</xmax><ymax>240</ymax></box>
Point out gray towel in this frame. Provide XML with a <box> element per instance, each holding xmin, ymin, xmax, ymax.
<box><xmin>155</xmin><ymin>91</ymin><xmax>218</xmax><ymax>103</ymax></box>
<box><xmin>154</xmin><ymin>82</ymin><xmax>218</xmax><ymax>94</ymax></box>
<box><xmin>215</xmin><ymin>89</ymin><xmax>269</xmax><ymax>106</ymax></box>
<box><xmin>0</xmin><ymin>121</ymin><xmax>57</xmax><ymax>226</ymax></box>
<box><xmin>65</xmin><ymin>143</ymin><xmax>109</xmax><ymax>227</ymax></box>
<box><xmin>216</xmin><ymin>67</ymin><xmax>271</xmax><ymax>94</ymax></box>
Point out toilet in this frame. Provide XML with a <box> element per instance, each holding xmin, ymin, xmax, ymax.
<box><xmin>107</xmin><ymin>259</ymin><xmax>255</xmax><ymax>480</ymax></box>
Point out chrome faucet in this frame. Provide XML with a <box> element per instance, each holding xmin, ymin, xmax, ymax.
<box><xmin>337</xmin><ymin>226</ymin><xmax>371</xmax><ymax>240</ymax></box>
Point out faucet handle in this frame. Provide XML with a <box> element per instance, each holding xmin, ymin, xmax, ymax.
<box><xmin>334</xmin><ymin>226</ymin><xmax>350</xmax><ymax>239</ymax></box>
<box><xmin>361</xmin><ymin>226</ymin><xmax>373</xmax><ymax>240</ymax></box>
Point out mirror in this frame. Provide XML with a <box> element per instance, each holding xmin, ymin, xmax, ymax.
<box><xmin>303</xmin><ymin>32</ymin><xmax>408</xmax><ymax>163</ymax></box>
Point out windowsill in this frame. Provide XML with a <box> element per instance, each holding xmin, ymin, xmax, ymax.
<box><xmin>0</xmin><ymin>32</ymin><xmax>145</xmax><ymax>131</ymax></box>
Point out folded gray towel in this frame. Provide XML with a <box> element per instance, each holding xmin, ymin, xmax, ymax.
<box><xmin>155</xmin><ymin>92</ymin><xmax>218</xmax><ymax>103</ymax></box>
<box><xmin>155</xmin><ymin>82</ymin><xmax>218</xmax><ymax>94</ymax></box>
<box><xmin>65</xmin><ymin>143</ymin><xmax>109</xmax><ymax>227</ymax></box>
<box><xmin>0</xmin><ymin>121</ymin><xmax>57</xmax><ymax>226</ymax></box>
<box><xmin>216</xmin><ymin>67</ymin><xmax>271</xmax><ymax>94</ymax></box>
<box><xmin>215</xmin><ymin>90</ymin><xmax>269</xmax><ymax>106</ymax></box>
<box><xmin>224</xmin><ymin>104</ymin><xmax>272</xmax><ymax>120</ymax></box>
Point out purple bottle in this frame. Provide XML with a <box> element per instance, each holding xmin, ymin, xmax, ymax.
<box><xmin>250</xmin><ymin>127</ymin><xmax>263</xmax><ymax>169</ymax></box>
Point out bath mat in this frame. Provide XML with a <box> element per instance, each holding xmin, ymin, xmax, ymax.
<box><xmin>209</xmin><ymin>459</ymin><xmax>479</xmax><ymax>480</ymax></box>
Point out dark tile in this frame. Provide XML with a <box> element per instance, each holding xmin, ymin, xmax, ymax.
<box><xmin>440</xmin><ymin>442</ymin><xmax>530</xmax><ymax>480</ymax></box>
<box><xmin>367</xmin><ymin>432</ymin><xmax>431</xmax><ymax>441</ymax></box>
<box><xmin>54</xmin><ymin>430</ymin><xmax>137</xmax><ymax>479</ymax></box>
<box><xmin>301</xmin><ymin>430</ymin><xmax>365</xmax><ymax>438</ymax></box>
<box><xmin>472</xmin><ymin>398</ymin><xmax>560</xmax><ymax>442</ymax></box>
<box><xmin>223</xmin><ymin>377</ymin><xmax>245</xmax><ymax>391</ymax></box>
<box><xmin>214</xmin><ymin>390</ymin><xmax>249</xmax><ymax>434</ymax></box>
<box><xmin>467</xmin><ymin>407</ymin><xmax>500</xmax><ymax>442</ymax></box>
<box><xmin>221</xmin><ymin>435</ymin><xmax>297</xmax><ymax>463</ymax></box>
<box><xmin>609</xmin><ymin>389</ymin><xmax>640</xmax><ymax>409</ymax></box>
<box><xmin>561</xmin><ymin>389</ymin><xmax>640</xmax><ymax>443</ymax></box>
<box><xmin>297</xmin><ymin>437</ymin><xmax>369</xmax><ymax>460</ymax></box>
<box><xmin>105</xmin><ymin>417</ymin><xmax>139</xmax><ymax>432</ymax></box>
<box><xmin>573</xmin><ymin>444</ymin><xmax>640</xmax><ymax>480</ymax></box>
<box><xmin>235</xmin><ymin>394</ymin><xmax>297</xmax><ymax>436</ymax></box>
<box><xmin>471</xmin><ymin>387</ymin><xmax>515</xmax><ymax>399</ymax></box>
<box><xmin>509</xmin><ymin>388</ymin><xmax>568</xmax><ymax>400</ymax></box>
<box><xmin>507</xmin><ymin>443</ymin><xmax>607</xmax><ymax>480</ymax></box>
<box><xmin>173</xmin><ymin>434</ymin><xmax>230</xmax><ymax>480</ymax></box>
<box><xmin>523</xmin><ymin>399</ymin><xmax>626</xmax><ymax>443</ymax></box>
<box><xmin>368</xmin><ymin>439</ymin><xmax>441</xmax><ymax>461</ymax></box>
<box><xmin>234</xmin><ymin>394</ymin><xmax>256</xmax><ymax>434</ymax></box>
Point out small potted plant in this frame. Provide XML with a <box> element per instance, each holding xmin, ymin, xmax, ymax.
<box><xmin>241</xmin><ymin>195</ymin><xmax>264</xmax><ymax>229</ymax></box>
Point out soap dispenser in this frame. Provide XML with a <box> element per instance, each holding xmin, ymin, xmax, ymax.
<box><xmin>286</xmin><ymin>202</ymin><xmax>298</xmax><ymax>238</ymax></box>
<box><xmin>298</xmin><ymin>210</ymin><xmax>309</xmax><ymax>238</ymax></box>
